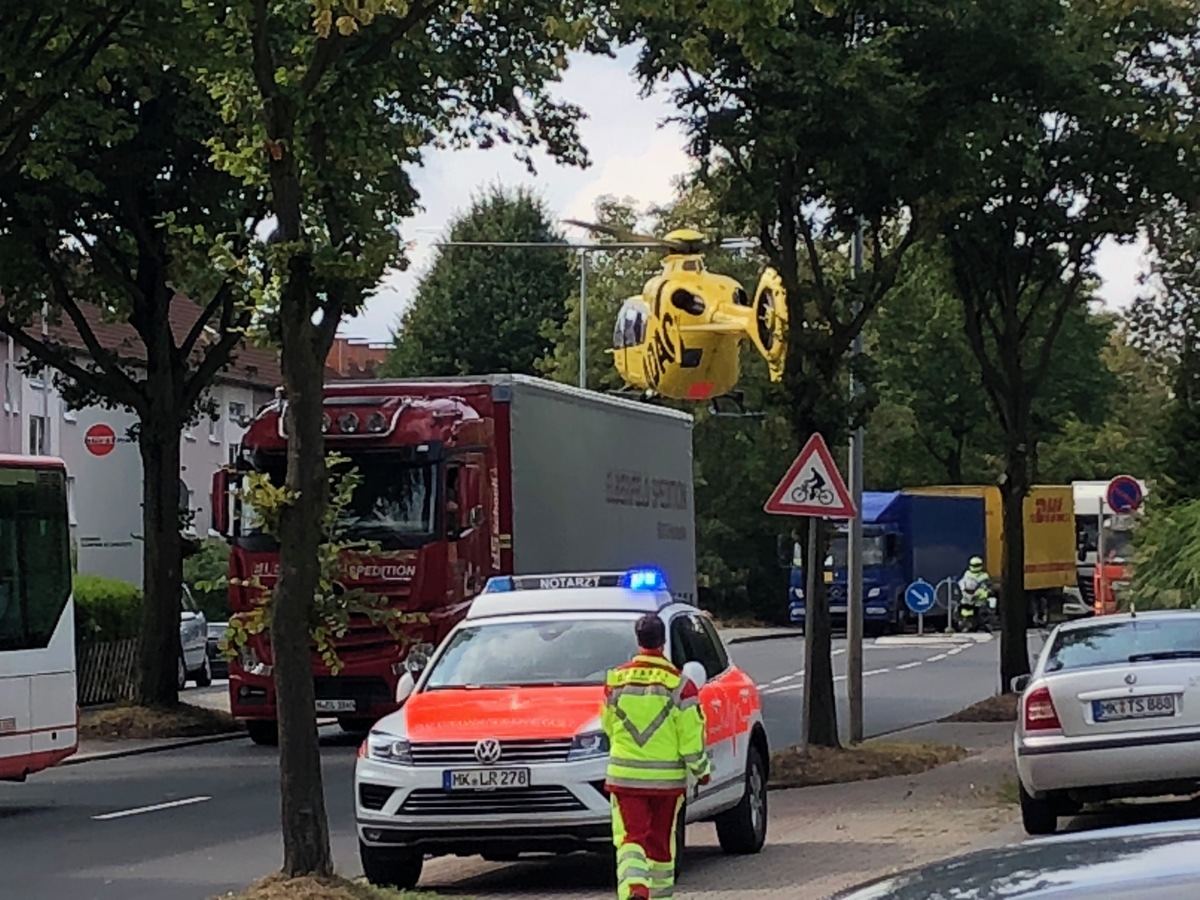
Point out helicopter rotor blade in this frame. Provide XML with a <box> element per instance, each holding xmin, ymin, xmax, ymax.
<box><xmin>562</xmin><ymin>219</ymin><xmax>668</xmax><ymax>247</ymax></box>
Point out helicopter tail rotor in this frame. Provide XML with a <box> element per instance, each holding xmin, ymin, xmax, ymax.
<box><xmin>748</xmin><ymin>268</ymin><xmax>788</xmax><ymax>382</ymax></box>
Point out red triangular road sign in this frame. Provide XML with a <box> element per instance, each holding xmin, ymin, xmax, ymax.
<box><xmin>764</xmin><ymin>433</ymin><xmax>857</xmax><ymax>519</ymax></box>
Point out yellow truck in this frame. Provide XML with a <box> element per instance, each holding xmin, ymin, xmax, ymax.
<box><xmin>907</xmin><ymin>484</ymin><xmax>1076</xmax><ymax>622</ymax></box>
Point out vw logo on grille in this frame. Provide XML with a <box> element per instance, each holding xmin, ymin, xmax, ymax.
<box><xmin>1125</xmin><ymin>673</ymin><xmax>1137</xmax><ymax>685</ymax></box>
<box><xmin>474</xmin><ymin>738</ymin><xmax>502</xmax><ymax>765</ymax></box>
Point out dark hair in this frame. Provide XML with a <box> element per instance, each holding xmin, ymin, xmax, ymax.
<box><xmin>635</xmin><ymin>613</ymin><xmax>666</xmax><ymax>650</ymax></box>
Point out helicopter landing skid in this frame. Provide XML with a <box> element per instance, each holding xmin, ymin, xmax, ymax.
<box><xmin>708</xmin><ymin>392</ymin><xmax>764</xmax><ymax>418</ymax></box>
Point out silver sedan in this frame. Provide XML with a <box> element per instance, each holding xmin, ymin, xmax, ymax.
<box><xmin>1013</xmin><ymin>610</ymin><xmax>1200</xmax><ymax>835</ymax></box>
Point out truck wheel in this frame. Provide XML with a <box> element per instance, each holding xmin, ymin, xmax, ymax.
<box><xmin>715</xmin><ymin>746</ymin><xmax>768</xmax><ymax>854</ymax></box>
<box><xmin>889</xmin><ymin>606</ymin><xmax>908</xmax><ymax>635</ymax></box>
<box><xmin>360</xmin><ymin>841</ymin><xmax>423</xmax><ymax>889</ymax></box>
<box><xmin>340</xmin><ymin>718</ymin><xmax>375</xmax><ymax>736</ymax></box>
<box><xmin>1019</xmin><ymin>782</ymin><xmax>1057</xmax><ymax>835</ymax></box>
<box><xmin>246</xmin><ymin>720</ymin><xmax>279</xmax><ymax>746</ymax></box>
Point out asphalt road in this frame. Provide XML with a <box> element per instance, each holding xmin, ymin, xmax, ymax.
<box><xmin>0</xmin><ymin>632</ymin><xmax>1024</xmax><ymax>900</ymax></box>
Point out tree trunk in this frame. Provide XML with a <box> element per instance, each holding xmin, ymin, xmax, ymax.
<box><xmin>800</xmin><ymin>516</ymin><xmax>840</xmax><ymax>748</ymax></box>
<box><xmin>999</xmin><ymin>446</ymin><xmax>1032</xmax><ymax>693</ymax></box>
<box><xmin>137</xmin><ymin>421</ymin><xmax>184</xmax><ymax>707</ymax></box>
<box><xmin>272</xmin><ymin>282</ymin><xmax>334</xmax><ymax>878</ymax></box>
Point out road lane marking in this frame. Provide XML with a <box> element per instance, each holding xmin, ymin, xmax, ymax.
<box><xmin>93</xmin><ymin>796</ymin><xmax>211</xmax><ymax>821</ymax></box>
<box><xmin>863</xmin><ymin>668</ymin><xmax>890</xmax><ymax>676</ymax></box>
<box><xmin>896</xmin><ymin>661</ymin><xmax>921</xmax><ymax>670</ymax></box>
<box><xmin>927</xmin><ymin>654</ymin><xmax>947</xmax><ymax>662</ymax></box>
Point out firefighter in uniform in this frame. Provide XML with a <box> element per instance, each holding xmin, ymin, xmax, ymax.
<box><xmin>602</xmin><ymin>613</ymin><xmax>712</xmax><ymax>900</ymax></box>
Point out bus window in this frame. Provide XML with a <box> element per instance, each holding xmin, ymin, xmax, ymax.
<box><xmin>0</xmin><ymin>467</ymin><xmax>71</xmax><ymax>652</ymax></box>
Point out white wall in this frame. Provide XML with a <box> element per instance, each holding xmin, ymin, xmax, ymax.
<box><xmin>1</xmin><ymin>341</ymin><xmax>272</xmax><ymax>589</ymax></box>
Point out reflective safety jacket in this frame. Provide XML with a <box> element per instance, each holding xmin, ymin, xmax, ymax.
<box><xmin>601</xmin><ymin>649</ymin><xmax>712</xmax><ymax>793</ymax></box>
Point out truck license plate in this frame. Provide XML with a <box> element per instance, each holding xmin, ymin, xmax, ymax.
<box><xmin>1092</xmin><ymin>695</ymin><xmax>1176</xmax><ymax>722</ymax></box>
<box><xmin>315</xmin><ymin>699</ymin><xmax>356</xmax><ymax>713</ymax></box>
<box><xmin>443</xmin><ymin>768</ymin><xmax>531</xmax><ymax>791</ymax></box>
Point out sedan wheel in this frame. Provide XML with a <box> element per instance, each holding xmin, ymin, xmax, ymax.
<box><xmin>176</xmin><ymin>655</ymin><xmax>187</xmax><ymax>692</ymax></box>
<box><xmin>715</xmin><ymin>746</ymin><xmax>768</xmax><ymax>854</ymax></box>
<box><xmin>194</xmin><ymin>655</ymin><xmax>213</xmax><ymax>688</ymax></box>
<box><xmin>1019</xmin><ymin>782</ymin><xmax>1058</xmax><ymax>835</ymax></box>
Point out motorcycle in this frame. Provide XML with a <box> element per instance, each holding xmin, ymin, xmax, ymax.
<box><xmin>953</xmin><ymin>589</ymin><xmax>997</xmax><ymax>633</ymax></box>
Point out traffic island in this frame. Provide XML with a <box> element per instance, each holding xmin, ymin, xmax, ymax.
<box><xmin>79</xmin><ymin>701</ymin><xmax>242</xmax><ymax>740</ymax></box>
<box><xmin>768</xmin><ymin>740</ymin><xmax>967</xmax><ymax>789</ymax></box>
<box><xmin>221</xmin><ymin>874</ymin><xmax>453</xmax><ymax>900</ymax></box>
<box><xmin>941</xmin><ymin>693</ymin><xmax>1019</xmax><ymax>723</ymax></box>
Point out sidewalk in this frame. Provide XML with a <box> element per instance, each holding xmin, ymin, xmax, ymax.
<box><xmin>415</xmin><ymin>720</ymin><xmax>1023</xmax><ymax>898</ymax></box>
<box><xmin>718</xmin><ymin>626</ymin><xmax>799</xmax><ymax>644</ymax></box>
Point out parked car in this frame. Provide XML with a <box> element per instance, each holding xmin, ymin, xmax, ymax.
<box><xmin>179</xmin><ymin>584</ymin><xmax>213</xmax><ymax>689</ymax></box>
<box><xmin>206</xmin><ymin>621</ymin><xmax>229</xmax><ymax>680</ymax></box>
<box><xmin>1013</xmin><ymin>609</ymin><xmax>1200</xmax><ymax>835</ymax></box>
<box><xmin>835</xmin><ymin>818</ymin><xmax>1200</xmax><ymax>898</ymax></box>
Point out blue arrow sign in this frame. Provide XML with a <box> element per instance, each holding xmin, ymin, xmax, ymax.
<box><xmin>905</xmin><ymin>579</ymin><xmax>937</xmax><ymax>615</ymax></box>
<box><xmin>1106</xmin><ymin>475</ymin><xmax>1143</xmax><ymax>514</ymax></box>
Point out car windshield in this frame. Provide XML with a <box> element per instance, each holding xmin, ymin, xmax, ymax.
<box><xmin>1045</xmin><ymin>618</ymin><xmax>1200</xmax><ymax>673</ymax></box>
<box><xmin>423</xmin><ymin>618</ymin><xmax>640</xmax><ymax>689</ymax></box>
<box><xmin>243</xmin><ymin>451</ymin><xmax>437</xmax><ymax>550</ymax></box>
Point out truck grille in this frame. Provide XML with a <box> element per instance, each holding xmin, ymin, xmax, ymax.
<box><xmin>409</xmin><ymin>738</ymin><xmax>574</xmax><ymax>767</ymax></box>
<box><xmin>400</xmin><ymin>786</ymin><xmax>585</xmax><ymax>816</ymax></box>
<box><xmin>1078</xmin><ymin>576</ymin><xmax>1095</xmax><ymax>608</ymax></box>
<box><xmin>308</xmin><ymin>612</ymin><xmax>408</xmax><ymax>659</ymax></box>
<box><xmin>827</xmin><ymin>585</ymin><xmax>846</xmax><ymax>603</ymax></box>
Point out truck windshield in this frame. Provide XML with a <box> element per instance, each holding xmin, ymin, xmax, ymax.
<box><xmin>826</xmin><ymin>534</ymin><xmax>886</xmax><ymax>568</ymax></box>
<box><xmin>423</xmin><ymin>618</ymin><xmax>639</xmax><ymax>689</ymax></box>
<box><xmin>1100</xmin><ymin>527</ymin><xmax>1135</xmax><ymax>564</ymax></box>
<box><xmin>0</xmin><ymin>466</ymin><xmax>72</xmax><ymax>652</ymax></box>
<box><xmin>243</xmin><ymin>452</ymin><xmax>438</xmax><ymax>550</ymax></box>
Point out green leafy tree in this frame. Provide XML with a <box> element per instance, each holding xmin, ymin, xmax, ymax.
<box><xmin>384</xmin><ymin>185</ymin><xmax>574</xmax><ymax>377</ymax></box>
<box><xmin>0</xmin><ymin>0</ymin><xmax>264</xmax><ymax>708</ymax></box>
<box><xmin>618</xmin><ymin>0</ymin><xmax>1024</xmax><ymax>748</ymax></box>
<box><xmin>193</xmin><ymin>0</ymin><xmax>613</xmax><ymax>878</ymax></box>
<box><xmin>935</xmin><ymin>0</ymin><xmax>1199</xmax><ymax>690</ymax></box>
<box><xmin>1129</xmin><ymin>499</ymin><xmax>1200</xmax><ymax>610</ymax></box>
<box><xmin>1130</xmin><ymin>204</ymin><xmax>1200</xmax><ymax>503</ymax></box>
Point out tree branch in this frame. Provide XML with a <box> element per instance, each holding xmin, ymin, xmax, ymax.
<box><xmin>352</xmin><ymin>0</ymin><xmax>440</xmax><ymax>70</ymax></box>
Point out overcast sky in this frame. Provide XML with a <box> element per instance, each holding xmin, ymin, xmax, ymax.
<box><xmin>343</xmin><ymin>47</ymin><xmax>1154</xmax><ymax>345</ymax></box>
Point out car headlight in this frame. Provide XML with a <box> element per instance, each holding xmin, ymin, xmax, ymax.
<box><xmin>367</xmin><ymin>732</ymin><xmax>413</xmax><ymax>765</ymax></box>
<box><xmin>567</xmin><ymin>730</ymin><xmax>609</xmax><ymax>761</ymax></box>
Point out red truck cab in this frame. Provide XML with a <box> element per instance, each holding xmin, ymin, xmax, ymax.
<box><xmin>212</xmin><ymin>383</ymin><xmax>505</xmax><ymax>745</ymax></box>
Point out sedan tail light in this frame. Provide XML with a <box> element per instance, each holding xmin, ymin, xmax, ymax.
<box><xmin>1024</xmin><ymin>686</ymin><xmax>1062</xmax><ymax>731</ymax></box>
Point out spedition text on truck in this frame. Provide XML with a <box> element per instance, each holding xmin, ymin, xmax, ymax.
<box><xmin>210</xmin><ymin>375</ymin><xmax>697</xmax><ymax>745</ymax></box>
<box><xmin>0</xmin><ymin>455</ymin><xmax>77</xmax><ymax>781</ymax></box>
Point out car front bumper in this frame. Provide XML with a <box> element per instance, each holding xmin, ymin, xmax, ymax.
<box><xmin>354</xmin><ymin>755</ymin><xmax>612</xmax><ymax>856</ymax></box>
<box><xmin>1016</xmin><ymin>728</ymin><xmax>1200</xmax><ymax>797</ymax></box>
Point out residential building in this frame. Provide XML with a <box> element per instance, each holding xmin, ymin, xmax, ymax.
<box><xmin>0</xmin><ymin>299</ymin><xmax>280</xmax><ymax>588</ymax></box>
<box><xmin>326</xmin><ymin>334</ymin><xmax>388</xmax><ymax>380</ymax></box>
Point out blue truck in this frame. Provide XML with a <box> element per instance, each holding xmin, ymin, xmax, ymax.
<box><xmin>788</xmin><ymin>490</ymin><xmax>987</xmax><ymax>635</ymax></box>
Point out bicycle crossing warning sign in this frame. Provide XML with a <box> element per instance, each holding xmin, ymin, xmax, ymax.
<box><xmin>764</xmin><ymin>433</ymin><xmax>857</xmax><ymax>519</ymax></box>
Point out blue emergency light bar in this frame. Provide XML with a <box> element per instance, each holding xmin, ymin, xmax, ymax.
<box><xmin>481</xmin><ymin>567</ymin><xmax>669</xmax><ymax>594</ymax></box>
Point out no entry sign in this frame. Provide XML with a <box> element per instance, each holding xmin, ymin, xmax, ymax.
<box><xmin>84</xmin><ymin>423</ymin><xmax>117</xmax><ymax>457</ymax></box>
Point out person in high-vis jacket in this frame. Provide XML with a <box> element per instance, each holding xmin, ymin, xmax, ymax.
<box><xmin>601</xmin><ymin>613</ymin><xmax>712</xmax><ymax>900</ymax></box>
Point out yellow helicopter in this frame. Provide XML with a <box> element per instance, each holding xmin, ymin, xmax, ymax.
<box><xmin>565</xmin><ymin>220</ymin><xmax>789</xmax><ymax>413</ymax></box>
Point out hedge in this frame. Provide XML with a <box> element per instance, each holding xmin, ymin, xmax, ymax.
<box><xmin>74</xmin><ymin>574</ymin><xmax>142</xmax><ymax>644</ymax></box>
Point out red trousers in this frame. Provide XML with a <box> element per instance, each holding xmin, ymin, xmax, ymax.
<box><xmin>611</xmin><ymin>789</ymin><xmax>684</xmax><ymax>899</ymax></box>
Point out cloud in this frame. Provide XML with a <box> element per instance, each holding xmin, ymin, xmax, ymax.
<box><xmin>342</xmin><ymin>52</ymin><xmax>1149</xmax><ymax>343</ymax></box>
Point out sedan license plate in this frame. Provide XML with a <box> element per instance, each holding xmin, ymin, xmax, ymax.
<box><xmin>443</xmin><ymin>768</ymin><xmax>531</xmax><ymax>791</ymax></box>
<box><xmin>1092</xmin><ymin>694</ymin><xmax>1176</xmax><ymax>722</ymax></box>
<box><xmin>315</xmin><ymin>699</ymin><xmax>356</xmax><ymax>713</ymax></box>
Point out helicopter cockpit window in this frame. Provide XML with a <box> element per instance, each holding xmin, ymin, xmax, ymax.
<box><xmin>670</xmin><ymin>289</ymin><xmax>705</xmax><ymax>316</ymax></box>
<box><xmin>682</xmin><ymin>260</ymin><xmax>701</xmax><ymax>272</ymax></box>
<box><xmin>614</xmin><ymin>299</ymin><xmax>650</xmax><ymax>349</ymax></box>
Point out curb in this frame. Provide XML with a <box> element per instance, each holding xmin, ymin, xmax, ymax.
<box><xmin>63</xmin><ymin>731</ymin><xmax>246</xmax><ymax>765</ymax></box>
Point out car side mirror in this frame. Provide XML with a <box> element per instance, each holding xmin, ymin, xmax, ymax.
<box><xmin>681</xmin><ymin>660</ymin><xmax>707</xmax><ymax>691</ymax></box>
<box><xmin>404</xmin><ymin>642</ymin><xmax>433</xmax><ymax>679</ymax></box>
<box><xmin>1011</xmin><ymin>674</ymin><xmax>1030</xmax><ymax>693</ymax></box>
<box><xmin>395</xmin><ymin>671</ymin><xmax>416</xmax><ymax>705</ymax></box>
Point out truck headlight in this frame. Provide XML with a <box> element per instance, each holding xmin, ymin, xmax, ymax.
<box><xmin>239</xmin><ymin>646</ymin><xmax>273</xmax><ymax>677</ymax></box>
<box><xmin>567</xmin><ymin>731</ymin><xmax>609</xmax><ymax>761</ymax></box>
<box><xmin>867</xmin><ymin>587</ymin><xmax>882</xmax><ymax>599</ymax></box>
<box><xmin>367</xmin><ymin>733</ymin><xmax>413</xmax><ymax>765</ymax></box>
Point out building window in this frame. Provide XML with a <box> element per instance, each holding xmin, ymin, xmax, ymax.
<box><xmin>28</xmin><ymin>415</ymin><xmax>46</xmax><ymax>455</ymax></box>
<box><xmin>66</xmin><ymin>476</ymin><xmax>79</xmax><ymax>526</ymax></box>
<box><xmin>208</xmin><ymin>414</ymin><xmax>220</xmax><ymax>443</ymax></box>
<box><xmin>229</xmin><ymin>401</ymin><xmax>247</xmax><ymax>424</ymax></box>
